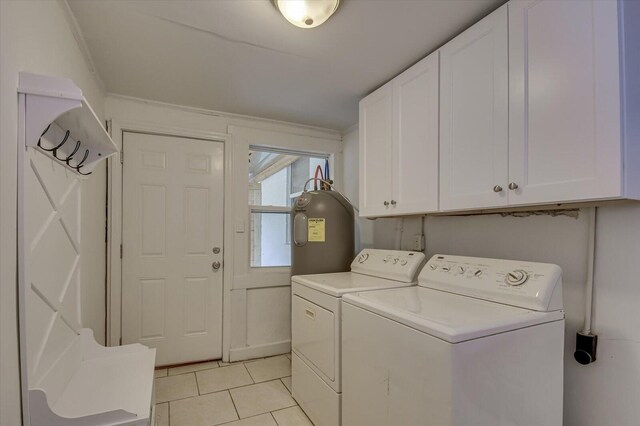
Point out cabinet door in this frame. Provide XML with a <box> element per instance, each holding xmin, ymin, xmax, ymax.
<box><xmin>439</xmin><ymin>5</ymin><xmax>509</xmax><ymax>211</ymax></box>
<box><xmin>392</xmin><ymin>51</ymin><xmax>439</xmax><ymax>215</ymax></box>
<box><xmin>509</xmin><ymin>0</ymin><xmax>621</xmax><ymax>205</ymax></box>
<box><xmin>359</xmin><ymin>83</ymin><xmax>393</xmax><ymax>217</ymax></box>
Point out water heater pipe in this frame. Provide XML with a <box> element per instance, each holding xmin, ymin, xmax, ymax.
<box><xmin>302</xmin><ymin>178</ymin><xmax>359</xmax><ymax>212</ymax></box>
<box><xmin>583</xmin><ymin>207</ymin><xmax>597</xmax><ymax>334</ymax></box>
<box><xmin>395</xmin><ymin>218</ymin><xmax>405</xmax><ymax>250</ymax></box>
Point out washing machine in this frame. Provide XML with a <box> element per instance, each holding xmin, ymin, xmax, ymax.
<box><xmin>291</xmin><ymin>249</ymin><xmax>426</xmax><ymax>426</ymax></box>
<box><xmin>342</xmin><ymin>254</ymin><xmax>565</xmax><ymax>426</ymax></box>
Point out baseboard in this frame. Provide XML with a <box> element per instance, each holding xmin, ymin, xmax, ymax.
<box><xmin>229</xmin><ymin>340</ymin><xmax>291</xmax><ymax>362</ymax></box>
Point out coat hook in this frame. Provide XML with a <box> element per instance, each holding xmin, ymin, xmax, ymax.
<box><xmin>37</xmin><ymin>124</ymin><xmax>51</xmax><ymax>146</ymax></box>
<box><xmin>64</xmin><ymin>141</ymin><xmax>82</xmax><ymax>165</ymax></box>
<box><xmin>38</xmin><ymin>129</ymin><xmax>70</xmax><ymax>154</ymax></box>
<box><xmin>76</xmin><ymin>149</ymin><xmax>92</xmax><ymax>175</ymax></box>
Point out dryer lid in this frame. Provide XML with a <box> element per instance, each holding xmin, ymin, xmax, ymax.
<box><xmin>343</xmin><ymin>286</ymin><xmax>564</xmax><ymax>343</ymax></box>
<box><xmin>292</xmin><ymin>272</ymin><xmax>414</xmax><ymax>297</ymax></box>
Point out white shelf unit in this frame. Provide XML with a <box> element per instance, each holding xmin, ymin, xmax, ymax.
<box><xmin>18</xmin><ymin>72</ymin><xmax>118</xmax><ymax>176</ymax></box>
<box><xmin>17</xmin><ymin>73</ymin><xmax>155</xmax><ymax>426</ymax></box>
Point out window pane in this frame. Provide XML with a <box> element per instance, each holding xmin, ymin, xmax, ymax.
<box><xmin>261</xmin><ymin>167</ymin><xmax>289</xmax><ymax>206</ymax></box>
<box><xmin>250</xmin><ymin>212</ymin><xmax>291</xmax><ymax>267</ymax></box>
<box><xmin>248</xmin><ymin>148</ymin><xmax>330</xmax><ymax>268</ymax></box>
<box><xmin>249</xmin><ymin>150</ymin><xmax>296</xmax><ymax>207</ymax></box>
<box><xmin>249</xmin><ymin>149</ymin><xmax>330</xmax><ymax>207</ymax></box>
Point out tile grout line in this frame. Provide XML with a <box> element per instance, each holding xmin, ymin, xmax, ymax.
<box><xmin>227</xmin><ymin>389</ymin><xmax>241</xmax><ymax>422</ymax></box>
<box><xmin>167</xmin><ymin>363</ymin><xmax>220</xmax><ymax>377</ymax></box>
<box><xmin>217</xmin><ymin>412</ymin><xmax>273</xmax><ymax>426</ymax></box>
<box><xmin>242</xmin><ymin>361</ymin><xmax>256</xmax><ymax>384</ymax></box>
<box><xmin>156</xmin><ymin>370</ymin><xmax>202</xmax><ymax>380</ymax></box>
<box><xmin>194</xmin><ymin>371</ymin><xmax>201</xmax><ymax>395</ymax></box>
<box><xmin>185</xmin><ymin>377</ymin><xmax>263</xmax><ymax>398</ymax></box>
<box><xmin>269</xmin><ymin>411</ymin><xmax>281</xmax><ymax>426</ymax></box>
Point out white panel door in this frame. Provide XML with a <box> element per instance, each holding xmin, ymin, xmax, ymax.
<box><xmin>439</xmin><ymin>5</ymin><xmax>509</xmax><ymax>211</ymax></box>
<box><xmin>508</xmin><ymin>0</ymin><xmax>621</xmax><ymax>205</ymax></box>
<box><xmin>122</xmin><ymin>132</ymin><xmax>224</xmax><ymax>366</ymax></box>
<box><xmin>359</xmin><ymin>82</ymin><xmax>393</xmax><ymax>217</ymax></box>
<box><xmin>392</xmin><ymin>51</ymin><xmax>440</xmax><ymax>215</ymax></box>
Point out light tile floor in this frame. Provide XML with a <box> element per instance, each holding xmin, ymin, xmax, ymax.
<box><xmin>154</xmin><ymin>353</ymin><xmax>313</xmax><ymax>426</ymax></box>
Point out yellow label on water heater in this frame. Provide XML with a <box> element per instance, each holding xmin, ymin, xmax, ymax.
<box><xmin>308</xmin><ymin>218</ymin><xmax>326</xmax><ymax>242</ymax></box>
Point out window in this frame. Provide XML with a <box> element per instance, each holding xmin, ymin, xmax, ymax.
<box><xmin>249</xmin><ymin>148</ymin><xmax>330</xmax><ymax>267</ymax></box>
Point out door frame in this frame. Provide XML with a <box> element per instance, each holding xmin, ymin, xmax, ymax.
<box><xmin>106</xmin><ymin>119</ymin><xmax>234</xmax><ymax>361</ymax></box>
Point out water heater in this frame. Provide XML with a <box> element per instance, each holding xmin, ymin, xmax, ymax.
<box><xmin>291</xmin><ymin>190</ymin><xmax>355</xmax><ymax>276</ymax></box>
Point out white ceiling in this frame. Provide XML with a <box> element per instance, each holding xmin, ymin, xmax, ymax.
<box><xmin>68</xmin><ymin>0</ymin><xmax>504</xmax><ymax>130</ymax></box>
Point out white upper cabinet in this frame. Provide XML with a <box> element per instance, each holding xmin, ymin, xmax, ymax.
<box><xmin>359</xmin><ymin>83</ymin><xmax>393</xmax><ymax>216</ymax></box>
<box><xmin>439</xmin><ymin>5</ymin><xmax>509</xmax><ymax>211</ymax></box>
<box><xmin>508</xmin><ymin>0</ymin><xmax>623</xmax><ymax>205</ymax></box>
<box><xmin>360</xmin><ymin>0</ymin><xmax>640</xmax><ymax>215</ymax></box>
<box><xmin>359</xmin><ymin>52</ymin><xmax>439</xmax><ymax>217</ymax></box>
<box><xmin>391</xmin><ymin>52</ymin><xmax>439</xmax><ymax>216</ymax></box>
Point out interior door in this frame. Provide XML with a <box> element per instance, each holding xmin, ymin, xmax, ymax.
<box><xmin>359</xmin><ymin>82</ymin><xmax>393</xmax><ymax>217</ymax></box>
<box><xmin>439</xmin><ymin>5</ymin><xmax>509</xmax><ymax>211</ymax></box>
<box><xmin>392</xmin><ymin>51</ymin><xmax>440</xmax><ymax>215</ymax></box>
<box><xmin>122</xmin><ymin>132</ymin><xmax>224</xmax><ymax>366</ymax></box>
<box><xmin>508</xmin><ymin>0</ymin><xmax>621</xmax><ymax>205</ymax></box>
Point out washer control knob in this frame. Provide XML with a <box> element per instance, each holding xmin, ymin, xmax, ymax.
<box><xmin>400</xmin><ymin>259</ymin><xmax>408</xmax><ymax>266</ymax></box>
<box><xmin>457</xmin><ymin>266</ymin><xmax>465</xmax><ymax>274</ymax></box>
<box><xmin>441</xmin><ymin>266</ymin><xmax>450</xmax><ymax>272</ymax></box>
<box><xmin>429</xmin><ymin>263</ymin><xmax>437</xmax><ymax>270</ymax></box>
<box><xmin>392</xmin><ymin>257</ymin><xmax>399</xmax><ymax>264</ymax></box>
<box><xmin>474</xmin><ymin>269</ymin><xmax>483</xmax><ymax>277</ymax></box>
<box><xmin>358</xmin><ymin>253</ymin><xmax>369</xmax><ymax>263</ymax></box>
<box><xmin>505</xmin><ymin>269</ymin><xmax>529</xmax><ymax>286</ymax></box>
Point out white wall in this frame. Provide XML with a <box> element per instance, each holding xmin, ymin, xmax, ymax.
<box><xmin>343</xmin><ymin>126</ymin><xmax>640</xmax><ymax>426</ymax></box>
<box><xmin>0</xmin><ymin>1</ymin><xmax>107</xmax><ymax>424</ymax></box>
<box><xmin>341</xmin><ymin>126</ymin><xmax>374</xmax><ymax>253</ymax></box>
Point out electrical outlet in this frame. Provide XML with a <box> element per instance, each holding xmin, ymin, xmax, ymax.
<box><xmin>413</xmin><ymin>234</ymin><xmax>425</xmax><ymax>251</ymax></box>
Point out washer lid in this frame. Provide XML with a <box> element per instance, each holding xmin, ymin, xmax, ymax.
<box><xmin>292</xmin><ymin>272</ymin><xmax>415</xmax><ymax>297</ymax></box>
<box><xmin>419</xmin><ymin>255</ymin><xmax>563</xmax><ymax>312</ymax></box>
<box><xmin>343</xmin><ymin>286</ymin><xmax>564</xmax><ymax>343</ymax></box>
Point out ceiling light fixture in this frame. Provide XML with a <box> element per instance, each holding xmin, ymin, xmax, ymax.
<box><xmin>274</xmin><ymin>0</ymin><xmax>340</xmax><ymax>29</ymax></box>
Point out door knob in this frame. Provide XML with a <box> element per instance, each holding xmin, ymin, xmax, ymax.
<box><xmin>212</xmin><ymin>261</ymin><xmax>221</xmax><ymax>271</ymax></box>
<box><xmin>508</xmin><ymin>182</ymin><xmax>519</xmax><ymax>190</ymax></box>
<box><xmin>390</xmin><ymin>200</ymin><xmax>397</xmax><ymax>206</ymax></box>
<box><xmin>212</xmin><ymin>247</ymin><xmax>221</xmax><ymax>254</ymax></box>
<box><xmin>383</xmin><ymin>201</ymin><xmax>390</xmax><ymax>206</ymax></box>
<box><xmin>493</xmin><ymin>185</ymin><xmax>503</xmax><ymax>193</ymax></box>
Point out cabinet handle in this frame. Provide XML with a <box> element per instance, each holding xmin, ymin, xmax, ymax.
<box><xmin>383</xmin><ymin>201</ymin><xmax>390</xmax><ymax>206</ymax></box>
<box><xmin>493</xmin><ymin>185</ymin><xmax>503</xmax><ymax>193</ymax></box>
<box><xmin>390</xmin><ymin>200</ymin><xmax>397</xmax><ymax>206</ymax></box>
<box><xmin>508</xmin><ymin>182</ymin><xmax>519</xmax><ymax>190</ymax></box>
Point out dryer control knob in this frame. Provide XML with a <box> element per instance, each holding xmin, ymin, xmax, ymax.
<box><xmin>505</xmin><ymin>269</ymin><xmax>528</xmax><ymax>286</ymax></box>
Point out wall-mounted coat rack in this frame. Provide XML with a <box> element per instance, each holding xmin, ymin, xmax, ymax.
<box><xmin>17</xmin><ymin>73</ymin><xmax>155</xmax><ymax>426</ymax></box>
<box><xmin>18</xmin><ymin>72</ymin><xmax>118</xmax><ymax>176</ymax></box>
